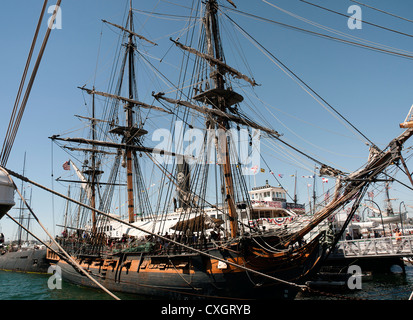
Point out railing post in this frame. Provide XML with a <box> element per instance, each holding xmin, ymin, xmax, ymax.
<box><xmin>385</xmin><ymin>236</ymin><xmax>392</xmax><ymax>254</ymax></box>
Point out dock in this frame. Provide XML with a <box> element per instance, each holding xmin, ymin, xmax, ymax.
<box><xmin>305</xmin><ymin>235</ymin><xmax>413</xmax><ymax>293</ymax></box>
<box><xmin>338</xmin><ymin>235</ymin><xmax>413</xmax><ymax>258</ymax></box>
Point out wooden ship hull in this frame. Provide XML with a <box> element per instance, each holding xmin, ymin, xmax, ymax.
<box><xmin>48</xmin><ymin>235</ymin><xmax>325</xmax><ymax>299</ymax></box>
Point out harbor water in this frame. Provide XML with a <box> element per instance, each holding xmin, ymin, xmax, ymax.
<box><xmin>1</xmin><ymin>265</ymin><xmax>413</xmax><ymax>300</ymax></box>
<box><xmin>0</xmin><ymin>270</ymin><xmax>139</xmax><ymax>300</ymax></box>
<box><xmin>297</xmin><ymin>264</ymin><xmax>413</xmax><ymax>300</ymax></box>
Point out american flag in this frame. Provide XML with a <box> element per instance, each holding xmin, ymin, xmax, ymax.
<box><xmin>62</xmin><ymin>161</ymin><xmax>70</xmax><ymax>171</ymax></box>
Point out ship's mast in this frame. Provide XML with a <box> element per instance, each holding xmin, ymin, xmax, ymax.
<box><xmin>81</xmin><ymin>87</ymin><xmax>102</xmax><ymax>234</ymax></box>
<box><xmin>384</xmin><ymin>180</ymin><xmax>394</xmax><ymax>216</ymax></box>
<box><xmin>294</xmin><ymin>170</ymin><xmax>298</xmax><ymax>205</ymax></box>
<box><xmin>48</xmin><ymin>1</ymin><xmax>161</xmax><ymax>239</ymax></box>
<box><xmin>204</xmin><ymin>0</ymin><xmax>238</xmax><ymax>237</ymax></box>
<box><xmin>90</xmin><ymin>88</ymin><xmax>96</xmax><ymax>234</ymax></box>
<box><xmin>126</xmin><ymin>1</ymin><xmax>135</xmax><ymax>224</ymax></box>
<box><xmin>17</xmin><ymin>152</ymin><xmax>27</xmax><ymax>247</ymax></box>
<box><xmin>90</xmin><ymin>89</ymin><xmax>97</xmax><ymax>233</ymax></box>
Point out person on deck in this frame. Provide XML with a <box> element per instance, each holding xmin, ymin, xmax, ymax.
<box><xmin>396</xmin><ymin>229</ymin><xmax>402</xmax><ymax>242</ymax></box>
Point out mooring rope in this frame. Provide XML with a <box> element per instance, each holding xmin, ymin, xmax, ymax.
<box><xmin>0</xmin><ymin>167</ymin><xmax>121</xmax><ymax>300</ymax></box>
<box><xmin>1</xmin><ymin>0</ymin><xmax>62</xmax><ymax>166</ymax></box>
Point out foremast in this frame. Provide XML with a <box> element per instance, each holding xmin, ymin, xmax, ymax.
<box><xmin>50</xmin><ymin>1</ymin><xmax>161</xmax><ymax>237</ymax></box>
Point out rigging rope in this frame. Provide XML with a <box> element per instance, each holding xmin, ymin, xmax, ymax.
<box><xmin>0</xmin><ymin>166</ymin><xmax>121</xmax><ymax>300</ymax></box>
<box><xmin>0</xmin><ymin>0</ymin><xmax>49</xmax><ymax>166</ymax></box>
<box><xmin>350</xmin><ymin>0</ymin><xmax>413</xmax><ymax>24</ymax></box>
<box><xmin>300</xmin><ymin>0</ymin><xmax>413</xmax><ymax>39</ymax></box>
<box><xmin>1</xmin><ymin>1</ymin><xmax>62</xmax><ymax>166</ymax></box>
<box><xmin>238</xmin><ymin>86</ymin><xmax>362</xmax><ymax>171</ymax></box>
<box><xmin>224</xmin><ymin>5</ymin><xmax>413</xmax><ymax>59</ymax></box>
<box><xmin>223</xmin><ymin>9</ymin><xmax>377</xmax><ymax>150</ymax></box>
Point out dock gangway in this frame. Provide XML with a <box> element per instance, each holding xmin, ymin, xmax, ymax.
<box><xmin>335</xmin><ymin>235</ymin><xmax>413</xmax><ymax>258</ymax></box>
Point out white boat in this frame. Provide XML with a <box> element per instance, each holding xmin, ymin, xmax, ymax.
<box><xmin>0</xmin><ymin>168</ymin><xmax>15</xmax><ymax>219</ymax></box>
<box><xmin>248</xmin><ymin>180</ymin><xmax>304</xmax><ymax>229</ymax></box>
<box><xmin>368</xmin><ymin>212</ymin><xmax>406</xmax><ymax>224</ymax></box>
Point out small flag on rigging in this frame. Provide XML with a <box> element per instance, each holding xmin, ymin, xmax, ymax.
<box><xmin>62</xmin><ymin>161</ymin><xmax>70</xmax><ymax>171</ymax></box>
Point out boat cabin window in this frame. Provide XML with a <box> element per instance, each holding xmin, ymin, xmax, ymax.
<box><xmin>250</xmin><ymin>188</ymin><xmax>287</xmax><ymax>201</ymax></box>
<box><xmin>251</xmin><ymin>209</ymin><xmax>290</xmax><ymax>219</ymax></box>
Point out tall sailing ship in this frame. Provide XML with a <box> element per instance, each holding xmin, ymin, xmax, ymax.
<box><xmin>1</xmin><ymin>0</ymin><xmax>413</xmax><ymax>300</ymax></box>
<box><xmin>47</xmin><ymin>0</ymin><xmax>329</xmax><ymax>299</ymax></box>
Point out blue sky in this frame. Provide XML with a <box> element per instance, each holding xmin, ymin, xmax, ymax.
<box><xmin>0</xmin><ymin>0</ymin><xmax>412</xmax><ymax>240</ymax></box>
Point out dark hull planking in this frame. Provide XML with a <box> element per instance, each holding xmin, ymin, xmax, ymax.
<box><xmin>54</xmin><ymin>237</ymin><xmax>325</xmax><ymax>300</ymax></box>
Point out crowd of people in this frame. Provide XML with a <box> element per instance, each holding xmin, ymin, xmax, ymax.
<box><xmin>345</xmin><ymin>228</ymin><xmax>407</xmax><ymax>241</ymax></box>
<box><xmin>57</xmin><ymin>227</ymin><xmax>225</xmax><ymax>255</ymax></box>
<box><xmin>107</xmin><ymin>228</ymin><xmax>223</xmax><ymax>254</ymax></box>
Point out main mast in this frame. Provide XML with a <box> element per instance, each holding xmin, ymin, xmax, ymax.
<box><xmin>126</xmin><ymin>3</ymin><xmax>135</xmax><ymax>224</ymax></box>
<box><xmin>203</xmin><ymin>0</ymin><xmax>238</xmax><ymax>237</ymax></box>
